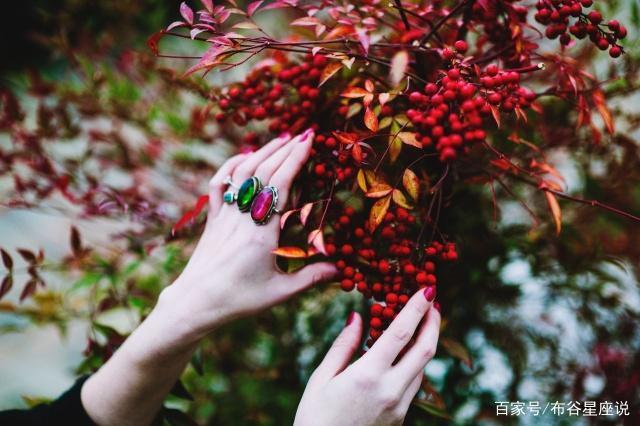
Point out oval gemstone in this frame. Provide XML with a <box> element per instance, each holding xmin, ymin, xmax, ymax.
<box><xmin>251</xmin><ymin>187</ymin><xmax>276</xmax><ymax>224</ymax></box>
<box><xmin>237</xmin><ymin>177</ymin><xmax>260</xmax><ymax>211</ymax></box>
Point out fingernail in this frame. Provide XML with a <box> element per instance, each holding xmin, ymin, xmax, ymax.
<box><xmin>299</xmin><ymin>128</ymin><xmax>314</xmax><ymax>143</ymax></box>
<box><xmin>423</xmin><ymin>286</ymin><xmax>436</xmax><ymax>302</ymax></box>
<box><xmin>278</xmin><ymin>131</ymin><xmax>291</xmax><ymax>141</ymax></box>
<box><xmin>434</xmin><ymin>301</ymin><xmax>441</xmax><ymax>313</ymax></box>
<box><xmin>345</xmin><ymin>311</ymin><xmax>355</xmax><ymax>326</ymax></box>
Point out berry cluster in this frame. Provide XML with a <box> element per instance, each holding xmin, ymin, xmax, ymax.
<box><xmin>322</xmin><ymin>203</ymin><xmax>455</xmax><ymax>347</ymax></box>
<box><xmin>406</xmin><ymin>43</ymin><xmax>536</xmax><ymax>162</ymax></box>
<box><xmin>534</xmin><ymin>0</ymin><xmax>627</xmax><ymax>57</ymax></box>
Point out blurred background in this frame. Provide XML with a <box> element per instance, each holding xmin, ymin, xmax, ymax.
<box><xmin>0</xmin><ymin>1</ymin><xmax>639</xmax><ymax>425</ymax></box>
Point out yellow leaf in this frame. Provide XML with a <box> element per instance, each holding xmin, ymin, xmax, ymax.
<box><xmin>389</xmin><ymin>50</ymin><xmax>409</xmax><ymax>86</ymax></box>
<box><xmin>364</xmin><ymin>106</ymin><xmax>379</xmax><ymax>132</ymax></box>
<box><xmin>398</xmin><ymin>132</ymin><xmax>422</xmax><ymax>148</ymax></box>
<box><xmin>357</xmin><ymin>169</ymin><xmax>368</xmax><ymax>192</ymax></box>
<box><xmin>341</xmin><ymin>87</ymin><xmax>369</xmax><ymax>98</ymax></box>
<box><xmin>392</xmin><ymin>189</ymin><xmax>413</xmax><ymax>209</ymax></box>
<box><xmin>544</xmin><ymin>191</ymin><xmax>562</xmax><ymax>235</ymax></box>
<box><xmin>366</xmin><ymin>183</ymin><xmax>393</xmax><ymax>198</ymax></box>
<box><xmin>368</xmin><ymin>195</ymin><xmax>391</xmax><ymax>232</ymax></box>
<box><xmin>403</xmin><ymin>169</ymin><xmax>420</xmax><ymax>201</ymax></box>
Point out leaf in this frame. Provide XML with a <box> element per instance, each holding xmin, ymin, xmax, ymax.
<box><xmin>364</xmin><ymin>107</ymin><xmax>378</xmax><ymax>132</ymax></box>
<box><xmin>300</xmin><ymin>203</ymin><xmax>313</xmax><ymax>225</ymax></box>
<box><xmin>392</xmin><ymin>189</ymin><xmax>413</xmax><ymax>209</ymax></box>
<box><xmin>351</xmin><ymin>142</ymin><xmax>363</xmax><ymax>163</ymax></box>
<box><xmin>0</xmin><ymin>275</ymin><xmax>13</xmax><ymax>300</ymax></box>
<box><xmin>544</xmin><ymin>190</ymin><xmax>562</xmax><ymax>235</ymax></box>
<box><xmin>201</xmin><ymin>0</ymin><xmax>214</xmax><ymax>13</ymax></box>
<box><xmin>307</xmin><ymin>229</ymin><xmax>327</xmax><ymax>255</ymax></box>
<box><xmin>70</xmin><ymin>226</ymin><xmax>82</xmax><ymax>257</ymax></box>
<box><xmin>280</xmin><ymin>209</ymin><xmax>297</xmax><ymax>229</ymax></box>
<box><xmin>17</xmin><ymin>249</ymin><xmax>36</xmax><ymax>264</ymax></box>
<box><xmin>167</xmin><ymin>21</ymin><xmax>188</xmax><ymax>31</ymax></box>
<box><xmin>490</xmin><ymin>105</ymin><xmax>501</xmax><ymax>128</ymax></box>
<box><xmin>412</xmin><ymin>399</ymin><xmax>451</xmax><ymax>420</ymax></box>
<box><xmin>341</xmin><ymin>87</ymin><xmax>369</xmax><ymax>98</ymax></box>
<box><xmin>368</xmin><ymin>195</ymin><xmax>391</xmax><ymax>232</ymax></box>
<box><xmin>378</xmin><ymin>93</ymin><xmax>390</xmax><ymax>106</ymax></box>
<box><xmin>357</xmin><ymin>169</ymin><xmax>368</xmax><ymax>192</ymax></box>
<box><xmin>180</xmin><ymin>2</ymin><xmax>194</xmax><ymax>25</ymax></box>
<box><xmin>247</xmin><ymin>0</ymin><xmax>264</xmax><ymax>16</ymax></box>
<box><xmin>403</xmin><ymin>169</ymin><xmax>420</xmax><ymax>201</ymax></box>
<box><xmin>290</xmin><ymin>17</ymin><xmax>321</xmax><ymax>27</ymax></box>
<box><xmin>318</xmin><ymin>62</ymin><xmax>342</xmax><ymax>87</ymax></box>
<box><xmin>332</xmin><ymin>131</ymin><xmax>358</xmax><ymax>145</ymax></box>
<box><xmin>1</xmin><ymin>249</ymin><xmax>13</xmax><ymax>270</ymax></box>
<box><xmin>232</xmin><ymin>21</ymin><xmax>260</xmax><ymax>30</ymax></box>
<box><xmin>398</xmin><ymin>132</ymin><xmax>422</xmax><ymax>148</ymax></box>
<box><xmin>147</xmin><ymin>31</ymin><xmax>165</xmax><ymax>56</ymax></box>
<box><xmin>272</xmin><ymin>247</ymin><xmax>308</xmax><ymax>258</ymax></box>
<box><xmin>356</xmin><ymin>27</ymin><xmax>370</xmax><ymax>54</ymax></box>
<box><xmin>389</xmin><ymin>50</ymin><xmax>409</xmax><ymax>86</ymax></box>
<box><xmin>171</xmin><ymin>195</ymin><xmax>210</xmax><ymax>236</ymax></box>
<box><xmin>20</xmin><ymin>279</ymin><xmax>38</xmax><ymax>302</ymax></box>
<box><xmin>170</xmin><ymin>380</ymin><xmax>194</xmax><ymax>401</ymax></box>
<box><xmin>593</xmin><ymin>89</ymin><xmax>614</xmax><ymax>135</ymax></box>
<box><xmin>441</xmin><ymin>338</ymin><xmax>473</xmax><ymax>368</ymax></box>
<box><xmin>366</xmin><ymin>183</ymin><xmax>393</xmax><ymax>198</ymax></box>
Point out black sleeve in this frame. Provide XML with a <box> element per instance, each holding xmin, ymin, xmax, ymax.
<box><xmin>0</xmin><ymin>376</ymin><xmax>94</xmax><ymax>426</ymax></box>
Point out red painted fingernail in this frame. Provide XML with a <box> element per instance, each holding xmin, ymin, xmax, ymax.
<box><xmin>278</xmin><ymin>131</ymin><xmax>291</xmax><ymax>140</ymax></box>
<box><xmin>423</xmin><ymin>286</ymin><xmax>436</xmax><ymax>302</ymax></box>
<box><xmin>434</xmin><ymin>301</ymin><xmax>441</xmax><ymax>312</ymax></box>
<box><xmin>345</xmin><ymin>312</ymin><xmax>355</xmax><ymax>326</ymax></box>
<box><xmin>299</xmin><ymin>128</ymin><xmax>314</xmax><ymax>142</ymax></box>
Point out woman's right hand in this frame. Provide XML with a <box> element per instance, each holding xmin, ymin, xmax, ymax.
<box><xmin>294</xmin><ymin>287</ymin><xmax>441</xmax><ymax>426</ymax></box>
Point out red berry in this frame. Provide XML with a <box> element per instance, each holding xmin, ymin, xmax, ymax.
<box><xmin>371</xmin><ymin>303</ymin><xmax>384</xmax><ymax>317</ymax></box>
<box><xmin>454</xmin><ymin>40</ymin><xmax>468</xmax><ymax>53</ymax></box>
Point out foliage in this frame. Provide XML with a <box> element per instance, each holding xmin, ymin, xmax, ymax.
<box><xmin>0</xmin><ymin>0</ymin><xmax>639</xmax><ymax>424</ymax></box>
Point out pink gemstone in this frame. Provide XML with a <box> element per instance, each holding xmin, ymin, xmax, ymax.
<box><xmin>251</xmin><ymin>187</ymin><xmax>275</xmax><ymax>223</ymax></box>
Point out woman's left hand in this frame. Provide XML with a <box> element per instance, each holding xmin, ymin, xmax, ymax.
<box><xmin>159</xmin><ymin>128</ymin><xmax>337</xmax><ymax>344</ymax></box>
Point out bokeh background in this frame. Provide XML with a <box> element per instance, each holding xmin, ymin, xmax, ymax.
<box><xmin>1</xmin><ymin>1</ymin><xmax>639</xmax><ymax>425</ymax></box>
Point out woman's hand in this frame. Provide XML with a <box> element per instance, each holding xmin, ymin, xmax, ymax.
<box><xmin>295</xmin><ymin>287</ymin><xmax>441</xmax><ymax>426</ymax></box>
<box><xmin>159</xmin><ymin>129</ymin><xmax>337</xmax><ymax>344</ymax></box>
<box><xmin>82</xmin><ymin>130</ymin><xmax>338</xmax><ymax>426</ymax></box>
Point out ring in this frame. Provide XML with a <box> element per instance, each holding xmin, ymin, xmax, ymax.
<box><xmin>250</xmin><ymin>186</ymin><xmax>280</xmax><ymax>225</ymax></box>
<box><xmin>223</xmin><ymin>175</ymin><xmax>238</xmax><ymax>189</ymax></box>
<box><xmin>223</xmin><ymin>190</ymin><xmax>237</xmax><ymax>204</ymax></box>
<box><xmin>236</xmin><ymin>176</ymin><xmax>263</xmax><ymax>212</ymax></box>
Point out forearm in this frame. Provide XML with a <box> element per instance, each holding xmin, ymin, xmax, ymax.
<box><xmin>80</xmin><ymin>290</ymin><xmax>213</xmax><ymax>426</ymax></box>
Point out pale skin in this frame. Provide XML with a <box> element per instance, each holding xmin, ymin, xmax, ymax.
<box><xmin>80</xmin><ymin>129</ymin><xmax>441</xmax><ymax>426</ymax></box>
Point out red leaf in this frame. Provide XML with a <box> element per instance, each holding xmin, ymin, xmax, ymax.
<box><xmin>0</xmin><ymin>275</ymin><xmax>12</xmax><ymax>300</ymax></box>
<box><xmin>20</xmin><ymin>279</ymin><xmax>37</xmax><ymax>302</ymax></box>
<box><xmin>247</xmin><ymin>0</ymin><xmax>264</xmax><ymax>16</ymax></box>
<box><xmin>352</xmin><ymin>142</ymin><xmax>363</xmax><ymax>164</ymax></box>
<box><xmin>17</xmin><ymin>249</ymin><xmax>36</xmax><ymax>264</ymax></box>
<box><xmin>544</xmin><ymin>190</ymin><xmax>562</xmax><ymax>235</ymax></box>
<box><xmin>332</xmin><ymin>131</ymin><xmax>358</xmax><ymax>145</ymax></box>
<box><xmin>490</xmin><ymin>105</ymin><xmax>501</xmax><ymax>128</ymax></box>
<box><xmin>340</xmin><ymin>87</ymin><xmax>369</xmax><ymax>98</ymax></box>
<box><xmin>272</xmin><ymin>246</ymin><xmax>308</xmax><ymax>258</ymax></box>
<box><xmin>307</xmin><ymin>229</ymin><xmax>327</xmax><ymax>255</ymax></box>
<box><xmin>172</xmin><ymin>195</ymin><xmax>210</xmax><ymax>236</ymax></box>
<box><xmin>147</xmin><ymin>31</ymin><xmax>165</xmax><ymax>56</ymax></box>
<box><xmin>593</xmin><ymin>89</ymin><xmax>614</xmax><ymax>135</ymax></box>
<box><xmin>1</xmin><ymin>249</ymin><xmax>13</xmax><ymax>270</ymax></box>
<box><xmin>180</xmin><ymin>2</ymin><xmax>195</xmax><ymax>25</ymax></box>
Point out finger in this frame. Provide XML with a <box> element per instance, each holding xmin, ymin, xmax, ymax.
<box><xmin>269</xmin><ymin>128</ymin><xmax>315</xmax><ymax>207</ymax></box>
<box><xmin>231</xmin><ymin>133</ymin><xmax>291</xmax><ymax>183</ymax></box>
<box><xmin>207</xmin><ymin>153</ymin><xmax>248</xmax><ymax>215</ymax></box>
<box><xmin>308</xmin><ymin>312</ymin><xmax>362</xmax><ymax>387</ymax></box>
<box><xmin>397</xmin><ymin>371</ymin><xmax>424</xmax><ymax>415</ymax></box>
<box><xmin>393</xmin><ymin>307</ymin><xmax>440</xmax><ymax>387</ymax></box>
<box><xmin>276</xmin><ymin>262</ymin><xmax>338</xmax><ymax>297</ymax></box>
<box><xmin>253</xmin><ymin>139</ymin><xmax>297</xmax><ymax>183</ymax></box>
<box><xmin>366</xmin><ymin>286</ymin><xmax>436</xmax><ymax>366</ymax></box>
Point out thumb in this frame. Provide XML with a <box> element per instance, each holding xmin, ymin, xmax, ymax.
<box><xmin>309</xmin><ymin>312</ymin><xmax>363</xmax><ymax>387</ymax></box>
<box><xmin>282</xmin><ymin>262</ymin><xmax>338</xmax><ymax>295</ymax></box>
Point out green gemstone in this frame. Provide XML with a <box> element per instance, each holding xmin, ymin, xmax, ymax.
<box><xmin>237</xmin><ymin>177</ymin><xmax>261</xmax><ymax>211</ymax></box>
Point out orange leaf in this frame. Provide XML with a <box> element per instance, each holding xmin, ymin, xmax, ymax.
<box><xmin>366</xmin><ymin>183</ymin><xmax>393</xmax><ymax>198</ymax></box>
<box><xmin>319</xmin><ymin>62</ymin><xmax>342</xmax><ymax>87</ymax></box>
<box><xmin>544</xmin><ymin>190</ymin><xmax>562</xmax><ymax>235</ymax></box>
<box><xmin>593</xmin><ymin>89</ymin><xmax>614</xmax><ymax>135</ymax></box>
<box><xmin>403</xmin><ymin>169</ymin><xmax>420</xmax><ymax>201</ymax></box>
<box><xmin>364</xmin><ymin>107</ymin><xmax>379</xmax><ymax>132</ymax></box>
<box><xmin>368</xmin><ymin>194</ymin><xmax>391</xmax><ymax>232</ymax></box>
<box><xmin>272</xmin><ymin>246</ymin><xmax>308</xmax><ymax>258</ymax></box>
<box><xmin>332</xmin><ymin>131</ymin><xmax>358</xmax><ymax>145</ymax></box>
<box><xmin>352</xmin><ymin>142</ymin><xmax>363</xmax><ymax>163</ymax></box>
<box><xmin>341</xmin><ymin>87</ymin><xmax>369</xmax><ymax>98</ymax></box>
<box><xmin>392</xmin><ymin>189</ymin><xmax>413</xmax><ymax>209</ymax></box>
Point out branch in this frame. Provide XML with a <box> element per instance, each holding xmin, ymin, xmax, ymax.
<box><xmin>420</xmin><ymin>0</ymin><xmax>469</xmax><ymax>46</ymax></box>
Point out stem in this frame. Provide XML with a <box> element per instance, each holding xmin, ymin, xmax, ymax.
<box><xmin>420</xmin><ymin>0</ymin><xmax>469</xmax><ymax>46</ymax></box>
<box><xmin>393</xmin><ymin>0</ymin><xmax>411</xmax><ymax>31</ymax></box>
